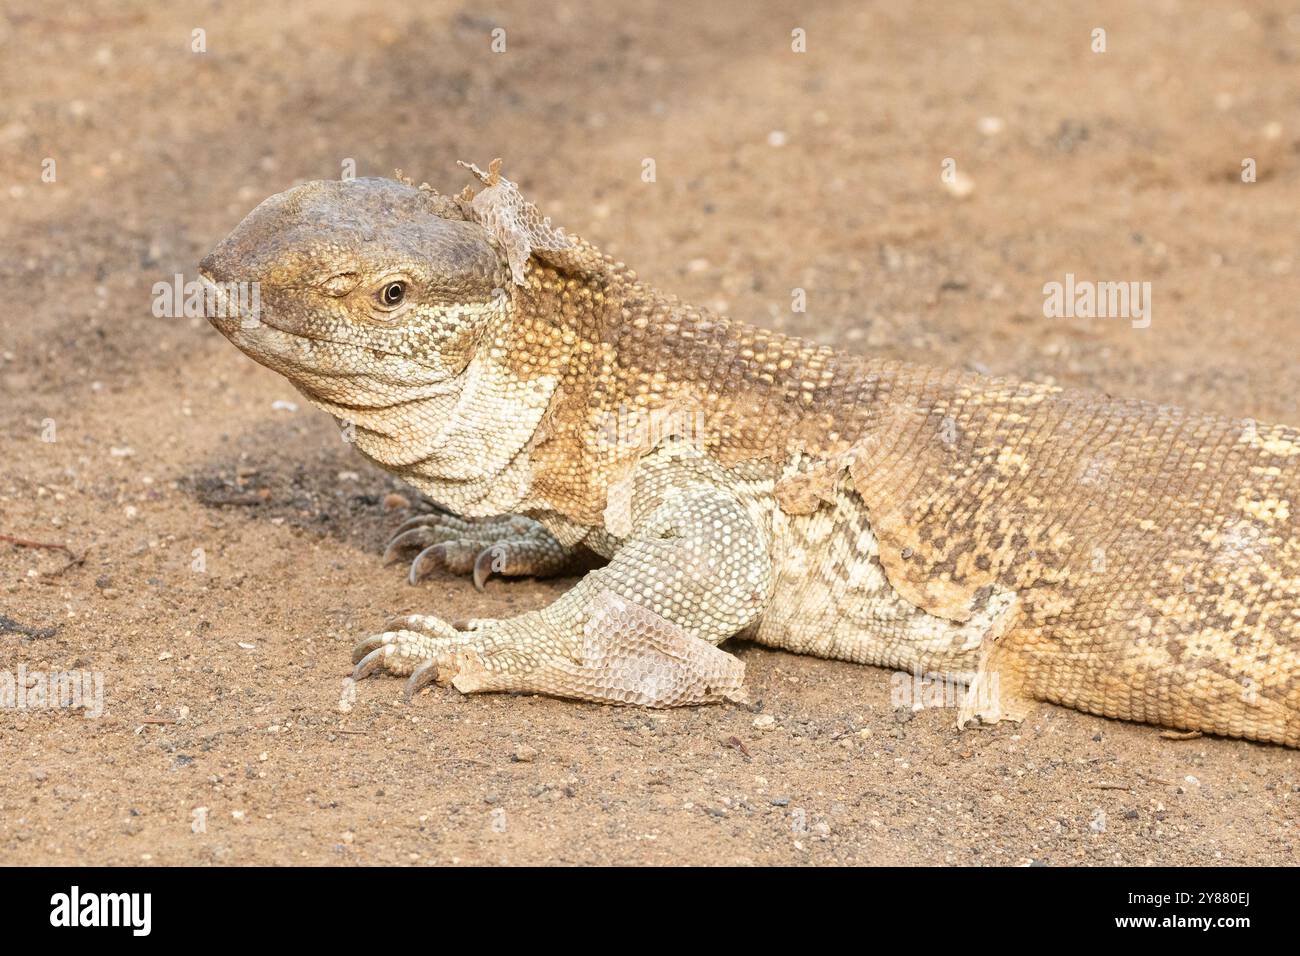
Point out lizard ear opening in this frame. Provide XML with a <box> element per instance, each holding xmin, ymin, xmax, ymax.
<box><xmin>456</xmin><ymin>158</ymin><xmax>609</xmax><ymax>286</ymax></box>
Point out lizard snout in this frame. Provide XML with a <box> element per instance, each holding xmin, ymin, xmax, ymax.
<box><xmin>197</xmin><ymin>247</ymin><xmax>266</xmax><ymax>336</ymax></box>
<box><xmin>198</xmin><ymin>247</ymin><xmax>245</xmax><ymax>286</ymax></box>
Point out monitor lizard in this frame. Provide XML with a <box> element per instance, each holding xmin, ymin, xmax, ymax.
<box><xmin>199</xmin><ymin>160</ymin><xmax>1300</xmax><ymax>747</ymax></box>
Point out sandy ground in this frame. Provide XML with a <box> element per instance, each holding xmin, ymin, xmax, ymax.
<box><xmin>2</xmin><ymin>0</ymin><xmax>1299</xmax><ymax>865</ymax></box>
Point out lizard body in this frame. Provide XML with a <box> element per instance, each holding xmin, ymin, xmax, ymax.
<box><xmin>201</xmin><ymin>164</ymin><xmax>1300</xmax><ymax>747</ymax></box>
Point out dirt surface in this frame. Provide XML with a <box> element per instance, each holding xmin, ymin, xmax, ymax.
<box><xmin>3</xmin><ymin>0</ymin><xmax>1300</xmax><ymax>866</ymax></box>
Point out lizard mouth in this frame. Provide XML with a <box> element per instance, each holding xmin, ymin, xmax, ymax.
<box><xmin>198</xmin><ymin>272</ymin><xmax>277</xmax><ymax>341</ymax></box>
<box><xmin>197</xmin><ymin>274</ymin><xmax>436</xmax><ymax>364</ymax></box>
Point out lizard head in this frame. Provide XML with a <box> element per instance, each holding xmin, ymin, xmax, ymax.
<box><xmin>198</xmin><ymin>170</ymin><xmax>585</xmax><ymax>514</ymax></box>
<box><xmin>199</xmin><ymin>176</ymin><xmax>511</xmax><ymax>411</ymax></box>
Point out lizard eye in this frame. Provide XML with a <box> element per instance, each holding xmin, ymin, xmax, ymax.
<box><xmin>376</xmin><ymin>280</ymin><xmax>407</xmax><ymax>310</ymax></box>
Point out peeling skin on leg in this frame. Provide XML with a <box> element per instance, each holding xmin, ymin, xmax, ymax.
<box><xmin>451</xmin><ymin>591</ymin><xmax>747</xmax><ymax>706</ymax></box>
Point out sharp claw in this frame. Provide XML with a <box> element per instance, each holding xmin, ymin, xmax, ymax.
<box><xmin>397</xmin><ymin>500</ymin><xmax>455</xmax><ymax>526</ymax></box>
<box><xmin>409</xmin><ymin>542</ymin><xmax>450</xmax><ymax>584</ymax></box>
<box><xmin>404</xmin><ymin>660</ymin><xmax>439</xmax><ymax>700</ymax></box>
<box><xmin>391</xmin><ymin>514</ymin><xmax>438</xmax><ymax>538</ymax></box>
<box><xmin>389</xmin><ymin>508</ymin><xmax>458</xmax><ymax>542</ymax></box>
<box><xmin>352</xmin><ymin>647</ymin><xmax>388</xmax><ymax>681</ymax></box>
<box><xmin>352</xmin><ymin>634</ymin><xmax>387</xmax><ymax>663</ymax></box>
<box><xmin>383</xmin><ymin>528</ymin><xmax>428</xmax><ymax>564</ymax></box>
<box><xmin>472</xmin><ymin>548</ymin><xmax>497</xmax><ymax>592</ymax></box>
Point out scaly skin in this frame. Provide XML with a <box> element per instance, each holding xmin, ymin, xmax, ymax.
<box><xmin>200</xmin><ymin>161</ymin><xmax>1300</xmax><ymax>747</ymax></box>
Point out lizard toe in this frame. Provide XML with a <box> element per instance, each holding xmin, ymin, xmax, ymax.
<box><xmin>385</xmin><ymin>520</ymin><xmax>476</xmax><ymax>563</ymax></box>
<box><xmin>383</xmin><ymin>614</ymin><xmax>464</xmax><ymax>637</ymax></box>
<box><xmin>473</xmin><ymin>547</ymin><xmax>498</xmax><ymax>591</ymax></box>
<box><xmin>352</xmin><ymin>646</ymin><xmax>390</xmax><ymax>680</ymax></box>
<box><xmin>404</xmin><ymin>660</ymin><xmax>440</xmax><ymax>700</ymax></box>
<box><xmin>352</xmin><ymin>633</ymin><xmax>390</xmax><ymax>663</ymax></box>
<box><xmin>351</xmin><ymin>630</ymin><xmax>447</xmax><ymax>680</ymax></box>
<box><xmin>409</xmin><ymin>542</ymin><xmax>451</xmax><ymax>583</ymax></box>
<box><xmin>384</xmin><ymin>528</ymin><xmax>434</xmax><ymax>564</ymax></box>
<box><xmin>391</xmin><ymin>511</ymin><xmax>475</xmax><ymax>537</ymax></box>
<box><xmin>409</xmin><ymin>540</ymin><xmax>483</xmax><ymax>583</ymax></box>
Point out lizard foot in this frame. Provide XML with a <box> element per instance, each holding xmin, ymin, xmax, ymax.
<box><xmin>352</xmin><ymin>618</ymin><xmax>476</xmax><ymax>700</ymax></box>
<box><xmin>350</xmin><ymin>593</ymin><xmax>748</xmax><ymax>707</ymax></box>
<box><xmin>383</xmin><ymin>512</ymin><xmax>574</xmax><ymax>589</ymax></box>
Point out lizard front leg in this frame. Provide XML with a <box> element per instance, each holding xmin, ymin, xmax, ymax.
<box><xmin>352</xmin><ymin>477</ymin><xmax>773</xmax><ymax>706</ymax></box>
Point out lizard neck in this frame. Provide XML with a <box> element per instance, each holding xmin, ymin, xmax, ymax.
<box><xmin>512</xmin><ymin>260</ymin><xmax>932</xmax><ymax>527</ymax></box>
<box><xmin>298</xmin><ymin>298</ymin><xmax>571</xmax><ymax>516</ymax></box>
<box><xmin>487</xmin><ymin>252</ymin><xmax>986</xmax><ymax>531</ymax></box>
<box><xmin>352</xmin><ymin>351</ymin><xmax>561</xmax><ymax>516</ymax></box>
